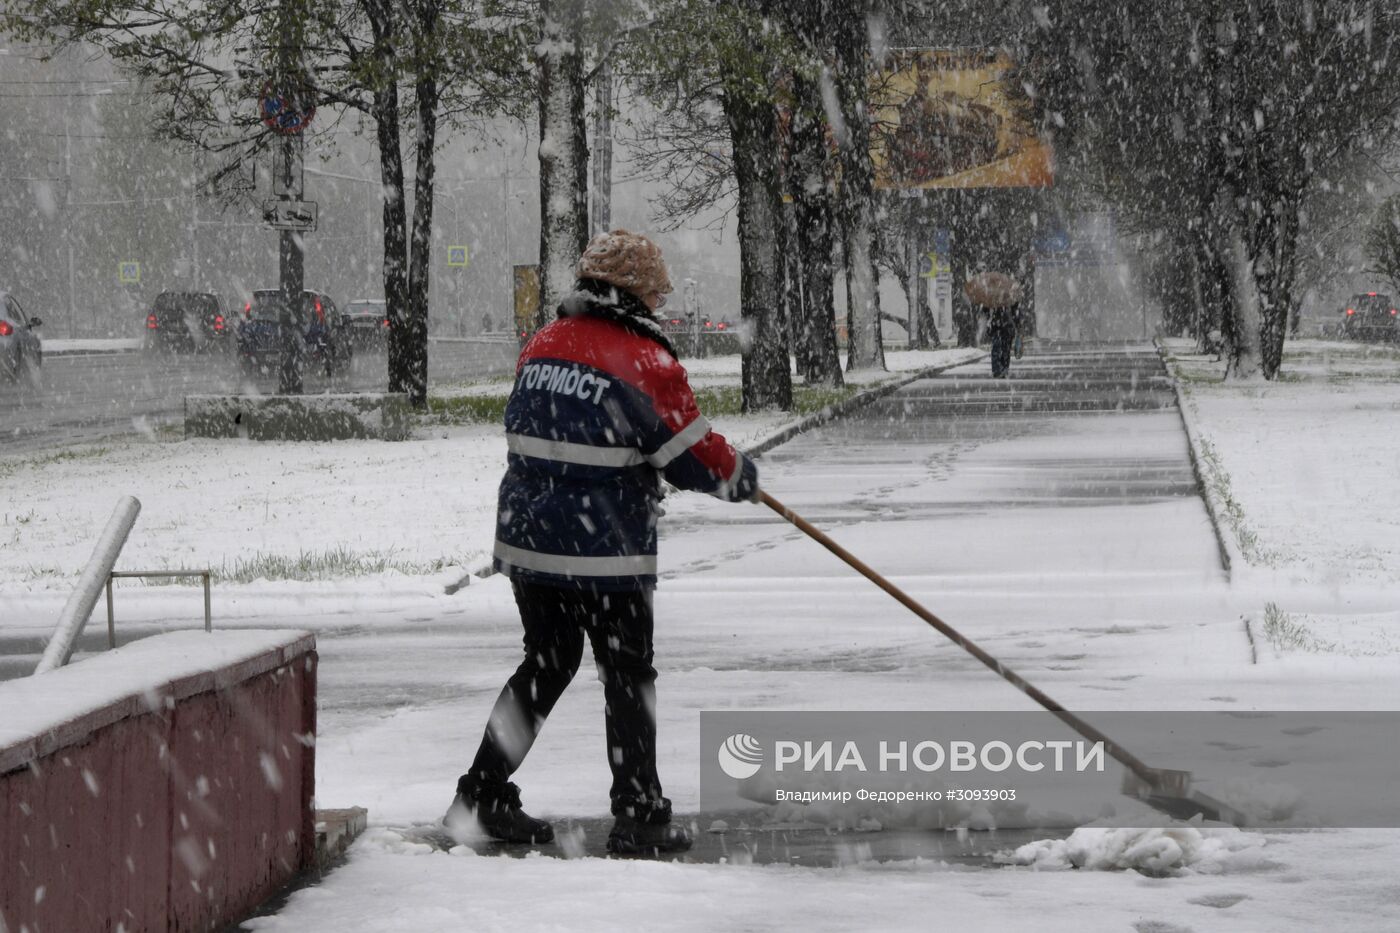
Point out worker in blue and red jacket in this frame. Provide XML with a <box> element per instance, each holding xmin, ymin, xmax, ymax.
<box><xmin>448</xmin><ymin>229</ymin><xmax>759</xmax><ymax>855</ymax></box>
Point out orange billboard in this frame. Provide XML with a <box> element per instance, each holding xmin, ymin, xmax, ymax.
<box><xmin>871</xmin><ymin>49</ymin><xmax>1053</xmax><ymax>190</ymax></box>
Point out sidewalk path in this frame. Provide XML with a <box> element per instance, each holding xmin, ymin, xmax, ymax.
<box><xmin>312</xmin><ymin>345</ymin><xmax>1241</xmax><ymax>826</ymax></box>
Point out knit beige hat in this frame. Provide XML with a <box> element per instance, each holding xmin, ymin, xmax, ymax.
<box><xmin>575</xmin><ymin>229</ymin><xmax>673</xmax><ymax>298</ymax></box>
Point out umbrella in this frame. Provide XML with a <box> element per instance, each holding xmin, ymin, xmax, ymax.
<box><xmin>964</xmin><ymin>271</ymin><xmax>1022</xmax><ymax>308</ymax></box>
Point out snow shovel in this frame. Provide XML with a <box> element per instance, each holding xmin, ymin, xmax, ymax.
<box><xmin>758</xmin><ymin>490</ymin><xmax>1245</xmax><ymax>826</ymax></box>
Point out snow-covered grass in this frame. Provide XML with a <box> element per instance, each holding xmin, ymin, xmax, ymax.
<box><xmin>1162</xmin><ymin>338</ymin><xmax>1400</xmax><ymax>587</ymax></box>
<box><xmin>0</xmin><ymin>348</ymin><xmax>977</xmax><ymax>598</ymax></box>
<box><xmin>0</xmin><ymin>424</ymin><xmax>506</xmax><ymax>591</ymax></box>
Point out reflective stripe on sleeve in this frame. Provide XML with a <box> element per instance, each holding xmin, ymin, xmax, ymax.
<box><xmin>506</xmin><ymin>433</ymin><xmax>645</xmax><ymax>467</ymax></box>
<box><xmin>494</xmin><ymin>541</ymin><xmax>658</xmax><ymax>577</ymax></box>
<box><xmin>645</xmin><ymin>416</ymin><xmax>713</xmax><ymax>468</ymax></box>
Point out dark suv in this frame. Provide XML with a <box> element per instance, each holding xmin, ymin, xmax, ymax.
<box><xmin>657</xmin><ymin>312</ymin><xmax>740</xmax><ymax>357</ymax></box>
<box><xmin>237</xmin><ymin>289</ymin><xmax>353</xmax><ymax>377</ymax></box>
<box><xmin>144</xmin><ymin>292</ymin><xmax>232</xmax><ymax>353</ymax></box>
<box><xmin>1342</xmin><ymin>292</ymin><xmax>1398</xmax><ymax>343</ymax></box>
<box><xmin>345</xmin><ymin>298</ymin><xmax>389</xmax><ymax>346</ymax></box>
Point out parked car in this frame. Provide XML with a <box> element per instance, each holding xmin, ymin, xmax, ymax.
<box><xmin>657</xmin><ymin>312</ymin><xmax>741</xmax><ymax>357</ymax></box>
<box><xmin>1342</xmin><ymin>292</ymin><xmax>1398</xmax><ymax>343</ymax></box>
<box><xmin>657</xmin><ymin>312</ymin><xmax>694</xmax><ymax>340</ymax></box>
<box><xmin>237</xmin><ymin>289</ymin><xmax>353</xmax><ymax>378</ymax></box>
<box><xmin>144</xmin><ymin>291</ymin><xmax>232</xmax><ymax>353</ymax></box>
<box><xmin>345</xmin><ymin>298</ymin><xmax>389</xmax><ymax>346</ymax></box>
<box><xmin>0</xmin><ymin>291</ymin><xmax>42</xmax><ymax>384</ymax></box>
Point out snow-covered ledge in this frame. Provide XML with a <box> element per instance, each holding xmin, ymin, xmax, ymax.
<box><xmin>1</xmin><ymin>629</ymin><xmax>317</xmax><ymax>933</ymax></box>
<box><xmin>185</xmin><ymin>393</ymin><xmax>412</xmax><ymax>441</ymax></box>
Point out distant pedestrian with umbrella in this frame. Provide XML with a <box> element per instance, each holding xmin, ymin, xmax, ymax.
<box><xmin>964</xmin><ymin>271</ymin><xmax>1023</xmax><ymax>379</ymax></box>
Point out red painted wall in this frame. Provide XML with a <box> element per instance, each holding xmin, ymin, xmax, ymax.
<box><xmin>1</xmin><ymin>635</ymin><xmax>317</xmax><ymax>933</ymax></box>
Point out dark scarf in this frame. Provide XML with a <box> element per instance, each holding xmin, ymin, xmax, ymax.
<box><xmin>557</xmin><ymin>277</ymin><xmax>678</xmax><ymax>359</ymax></box>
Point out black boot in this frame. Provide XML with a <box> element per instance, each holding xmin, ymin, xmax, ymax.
<box><xmin>607</xmin><ymin>797</ymin><xmax>692</xmax><ymax>855</ymax></box>
<box><xmin>445</xmin><ymin>782</ymin><xmax>554</xmax><ymax>844</ymax></box>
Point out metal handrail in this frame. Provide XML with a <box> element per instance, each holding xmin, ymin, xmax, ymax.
<box><xmin>104</xmin><ymin>570</ymin><xmax>212</xmax><ymax>649</ymax></box>
<box><xmin>35</xmin><ymin>496</ymin><xmax>141</xmax><ymax>674</ymax></box>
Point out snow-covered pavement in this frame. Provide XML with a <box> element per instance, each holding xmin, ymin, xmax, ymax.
<box><xmin>258</xmin><ymin>344</ymin><xmax>1400</xmax><ymax>931</ymax></box>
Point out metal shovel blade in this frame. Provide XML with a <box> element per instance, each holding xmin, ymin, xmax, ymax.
<box><xmin>1120</xmin><ymin>768</ymin><xmax>1247</xmax><ymax>826</ymax></box>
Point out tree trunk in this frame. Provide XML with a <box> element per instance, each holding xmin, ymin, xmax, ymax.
<box><xmin>901</xmin><ymin>205</ymin><xmax>938</xmax><ymax>350</ymax></box>
<box><xmin>774</xmin><ymin>193</ymin><xmax>795</xmax><ymax>365</ymax></box>
<box><xmin>836</xmin><ymin>119</ymin><xmax>884</xmax><ymax>368</ymax></box>
<box><xmin>916</xmin><ymin>261</ymin><xmax>937</xmax><ymax>347</ymax></box>
<box><xmin>832</xmin><ymin>8</ymin><xmax>884</xmax><ymax>373</ymax></box>
<box><xmin>781</xmin><ymin>196</ymin><xmax>808</xmax><ymax>372</ymax></box>
<box><xmin>363</xmin><ymin>0</ymin><xmax>412</xmax><ymax>397</ymax></box>
<box><xmin>721</xmin><ymin>47</ymin><xmax>792</xmax><ymax>411</ymax></box>
<box><xmin>536</xmin><ymin>0</ymin><xmax>589</xmax><ymax>324</ymax></box>
<box><xmin>402</xmin><ymin>0</ymin><xmax>441</xmax><ymax>410</ymax></box>
<box><xmin>1188</xmin><ymin>229</ymin><xmax>1228</xmax><ymax>354</ymax></box>
<box><xmin>950</xmin><ymin>242</ymin><xmax>977</xmax><ymax>348</ymax></box>
<box><xmin>788</xmin><ymin>74</ymin><xmax>841</xmax><ymax>386</ymax></box>
<box><xmin>887</xmin><ymin>233</ymin><xmax>915</xmax><ymax>346</ymax></box>
<box><xmin>1223</xmin><ymin>222</ymin><xmax>1263</xmax><ymax>380</ymax></box>
<box><xmin>1255</xmin><ymin>192</ymin><xmax>1300</xmax><ymax>379</ymax></box>
<box><xmin>906</xmin><ymin>204</ymin><xmax>939</xmax><ymax>348</ymax></box>
<box><xmin>1187</xmin><ymin>246</ymin><xmax>1209</xmax><ymax>351</ymax></box>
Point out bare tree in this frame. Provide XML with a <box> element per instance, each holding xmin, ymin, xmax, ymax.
<box><xmin>785</xmin><ymin>70</ymin><xmax>844</xmax><ymax>384</ymax></box>
<box><xmin>1365</xmin><ymin>194</ymin><xmax>1400</xmax><ymax>297</ymax></box>
<box><xmin>1027</xmin><ymin>1</ymin><xmax>1400</xmax><ymax>379</ymax></box>
<box><xmin>718</xmin><ymin>0</ymin><xmax>792</xmax><ymax>411</ymax></box>
<box><xmin>3</xmin><ymin>0</ymin><xmax>530</xmax><ymax>405</ymax></box>
<box><xmin>831</xmin><ymin>2</ymin><xmax>885</xmax><ymax>372</ymax></box>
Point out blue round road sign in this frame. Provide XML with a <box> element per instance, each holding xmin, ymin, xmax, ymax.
<box><xmin>260</xmin><ymin>81</ymin><xmax>316</xmax><ymax>135</ymax></box>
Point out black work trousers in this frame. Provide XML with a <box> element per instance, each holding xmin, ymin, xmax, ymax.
<box><xmin>461</xmin><ymin>580</ymin><xmax>662</xmax><ymax>815</ymax></box>
<box><xmin>989</xmin><ymin>325</ymin><xmax>1014</xmax><ymax>377</ymax></box>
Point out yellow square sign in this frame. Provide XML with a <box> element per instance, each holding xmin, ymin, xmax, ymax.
<box><xmin>919</xmin><ymin>252</ymin><xmax>950</xmax><ymax>278</ymax></box>
<box><xmin>447</xmin><ymin>246</ymin><xmax>469</xmax><ymax>268</ymax></box>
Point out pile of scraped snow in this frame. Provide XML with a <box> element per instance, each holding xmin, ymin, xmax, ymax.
<box><xmin>1006</xmin><ymin>824</ymin><xmax>1271</xmax><ymax>875</ymax></box>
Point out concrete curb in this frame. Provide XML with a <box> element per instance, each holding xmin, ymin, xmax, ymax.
<box><xmin>185</xmin><ymin>393</ymin><xmax>412</xmax><ymax>442</ymax></box>
<box><xmin>444</xmin><ymin>353</ymin><xmax>985</xmax><ymax>593</ymax></box>
<box><xmin>43</xmin><ymin>345</ymin><xmax>142</xmax><ymax>357</ymax></box>
<box><xmin>42</xmin><ymin>335</ymin><xmax>508</xmax><ymax>358</ymax></box>
<box><xmin>1154</xmin><ymin>339</ymin><xmax>1245</xmax><ymax>580</ymax></box>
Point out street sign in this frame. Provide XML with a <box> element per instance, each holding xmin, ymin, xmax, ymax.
<box><xmin>1034</xmin><ymin>228</ymin><xmax>1071</xmax><ymax>254</ymax></box>
<box><xmin>118</xmin><ymin>261</ymin><xmax>141</xmax><ymax>284</ymax></box>
<box><xmin>447</xmin><ymin>245</ymin><xmax>469</xmax><ymax>268</ymax></box>
<box><xmin>261</xmin><ymin>199</ymin><xmax>318</xmax><ymax>231</ymax></box>
<box><xmin>920</xmin><ymin>251</ymin><xmax>950</xmax><ymax>278</ymax></box>
<box><xmin>260</xmin><ymin>81</ymin><xmax>316</xmax><ymax>135</ymax></box>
